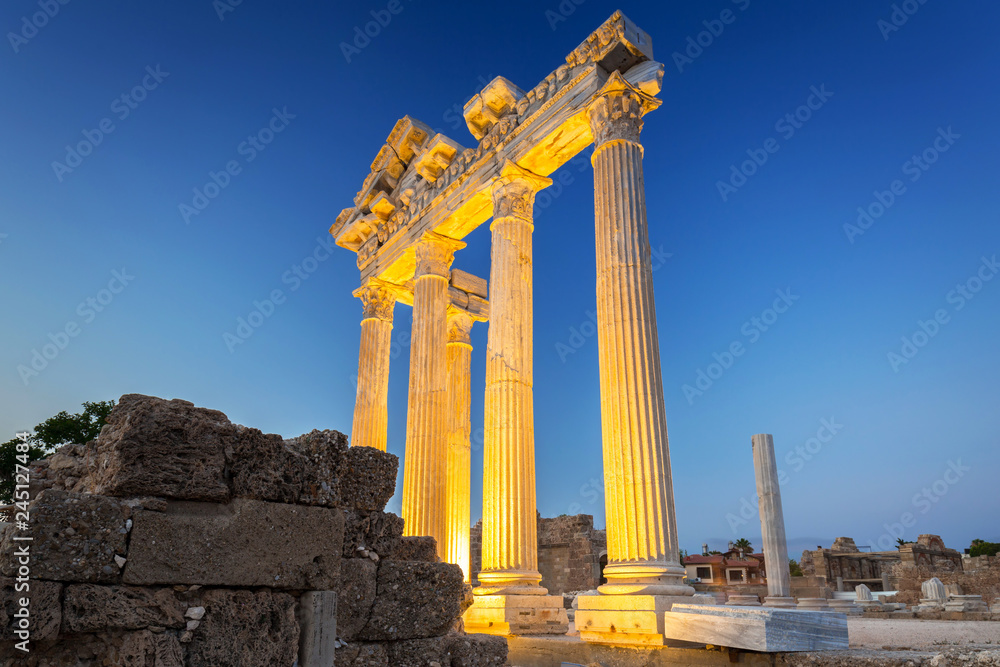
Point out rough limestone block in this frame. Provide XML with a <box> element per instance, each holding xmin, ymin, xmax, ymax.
<box><xmin>229</xmin><ymin>428</ymin><xmax>308</xmax><ymax>504</ymax></box>
<box><xmin>124</xmin><ymin>499</ymin><xmax>344</xmax><ymax>589</ymax></box>
<box><xmin>298</xmin><ymin>591</ymin><xmax>337</xmax><ymax>667</ymax></box>
<box><xmin>62</xmin><ymin>584</ymin><xmax>185</xmax><ymax>632</ymax></box>
<box><xmin>0</xmin><ymin>578</ymin><xmax>61</xmax><ymax>642</ymax></box>
<box><xmin>342</xmin><ymin>511</ymin><xmax>404</xmax><ymax>559</ymax></box>
<box><xmin>358</xmin><ymin>561</ymin><xmax>464</xmax><ymax>641</ymax></box>
<box><xmin>338</xmin><ymin>444</ymin><xmax>398</xmax><ymax>511</ymax></box>
<box><xmin>662</xmin><ymin>604</ymin><xmax>849</xmax><ymax>652</ymax></box>
<box><xmin>337</xmin><ymin>558</ymin><xmax>378</xmax><ymax>640</ymax></box>
<box><xmin>392</xmin><ymin>536</ymin><xmax>440</xmax><ymax>562</ymax></box>
<box><xmin>119</xmin><ymin>630</ymin><xmax>184</xmax><ymax>667</ymax></box>
<box><xmin>185</xmin><ymin>589</ymin><xmax>298</xmax><ymax>667</ymax></box>
<box><xmin>386</xmin><ymin>637</ymin><xmax>450</xmax><ymax>666</ymax></box>
<box><xmin>448</xmin><ymin>633</ymin><xmax>509</xmax><ymax>666</ymax></box>
<box><xmin>0</xmin><ymin>490</ymin><xmax>128</xmax><ymax>583</ymax></box>
<box><xmin>91</xmin><ymin>394</ymin><xmax>234</xmax><ymax>501</ymax></box>
<box><xmin>334</xmin><ymin>641</ymin><xmax>388</xmax><ymax>666</ymax></box>
<box><xmin>288</xmin><ymin>429</ymin><xmax>350</xmax><ymax>507</ymax></box>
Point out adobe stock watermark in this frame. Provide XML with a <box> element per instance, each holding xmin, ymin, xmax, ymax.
<box><xmin>51</xmin><ymin>66</ymin><xmax>170</xmax><ymax>183</ymax></box>
<box><xmin>887</xmin><ymin>254</ymin><xmax>997</xmax><ymax>372</ymax></box>
<box><xmin>844</xmin><ymin>126</ymin><xmax>960</xmax><ymax>244</ymax></box>
<box><xmin>725</xmin><ymin>417</ymin><xmax>845</xmax><ymax>533</ymax></box>
<box><xmin>223</xmin><ymin>235</ymin><xmax>335</xmax><ymax>352</ymax></box>
<box><xmin>554</xmin><ymin>244</ymin><xmax>673</xmax><ymax>363</ymax></box>
<box><xmin>672</xmin><ymin>0</ymin><xmax>752</xmax><ymax>74</ymax></box>
<box><xmin>863</xmin><ymin>459</ymin><xmax>969</xmax><ymax>551</ymax></box>
<box><xmin>877</xmin><ymin>0</ymin><xmax>930</xmax><ymax>41</ymax></box>
<box><xmin>16</xmin><ymin>269</ymin><xmax>135</xmax><ymax>385</ymax></box>
<box><xmin>682</xmin><ymin>288</ymin><xmax>799</xmax><ymax>405</ymax></box>
<box><xmin>717</xmin><ymin>85</ymin><xmax>833</xmax><ymax>202</ymax></box>
<box><xmin>213</xmin><ymin>0</ymin><xmax>244</xmax><ymax>21</ymax></box>
<box><xmin>545</xmin><ymin>0</ymin><xmax>586</xmax><ymax>31</ymax></box>
<box><xmin>7</xmin><ymin>0</ymin><xmax>71</xmax><ymax>54</ymax></box>
<box><xmin>340</xmin><ymin>0</ymin><xmax>413</xmax><ymax>64</ymax></box>
<box><xmin>439</xmin><ymin>74</ymin><xmax>495</xmax><ymax>134</ymax></box>
<box><xmin>179</xmin><ymin>107</ymin><xmax>295</xmax><ymax>224</ymax></box>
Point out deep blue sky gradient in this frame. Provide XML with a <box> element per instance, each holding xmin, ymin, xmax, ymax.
<box><xmin>2</xmin><ymin>0</ymin><xmax>998</xmax><ymax>558</ymax></box>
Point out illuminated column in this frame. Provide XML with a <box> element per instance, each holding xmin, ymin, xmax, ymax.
<box><xmin>401</xmin><ymin>232</ymin><xmax>465</xmax><ymax>559</ymax></box>
<box><xmin>445</xmin><ymin>309</ymin><xmax>474</xmax><ymax>582</ymax></box>
<box><xmin>753</xmin><ymin>433</ymin><xmax>796</xmax><ymax>608</ymax></box>
<box><xmin>465</xmin><ymin>161</ymin><xmax>568</xmax><ymax>636</ymax></box>
<box><xmin>350</xmin><ymin>280</ymin><xmax>396</xmax><ymax>451</ymax></box>
<box><xmin>586</xmin><ymin>71</ymin><xmax>690</xmax><ymax>598</ymax></box>
<box><xmin>477</xmin><ymin>160</ymin><xmax>552</xmax><ymax>596</ymax></box>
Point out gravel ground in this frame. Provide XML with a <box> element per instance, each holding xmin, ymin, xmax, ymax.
<box><xmin>848</xmin><ymin>618</ymin><xmax>1000</xmax><ymax>648</ymax></box>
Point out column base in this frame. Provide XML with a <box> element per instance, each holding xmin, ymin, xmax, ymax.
<box><xmin>576</xmin><ymin>593</ymin><xmax>712</xmax><ymax>647</ymax></box>
<box><xmin>763</xmin><ymin>596</ymin><xmax>798</xmax><ymax>609</ymax></box>
<box><xmin>463</xmin><ymin>595</ymin><xmax>569</xmax><ymax>636</ymax></box>
<box><xmin>797</xmin><ymin>597</ymin><xmax>832</xmax><ymax>611</ymax></box>
<box><xmin>725</xmin><ymin>594</ymin><xmax>761</xmax><ymax>606</ymax></box>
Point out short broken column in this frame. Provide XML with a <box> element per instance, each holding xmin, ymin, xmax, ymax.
<box><xmin>752</xmin><ymin>434</ymin><xmax>796</xmax><ymax>609</ymax></box>
<box><xmin>445</xmin><ymin>309</ymin><xmax>474</xmax><ymax>582</ymax></box>
<box><xmin>351</xmin><ymin>279</ymin><xmax>397</xmax><ymax>451</ymax></box>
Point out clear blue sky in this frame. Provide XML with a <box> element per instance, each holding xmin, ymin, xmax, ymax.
<box><xmin>2</xmin><ymin>0</ymin><xmax>998</xmax><ymax>559</ymax></box>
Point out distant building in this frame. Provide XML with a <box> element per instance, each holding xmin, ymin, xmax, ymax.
<box><xmin>684</xmin><ymin>547</ymin><xmax>766</xmax><ymax>585</ymax></box>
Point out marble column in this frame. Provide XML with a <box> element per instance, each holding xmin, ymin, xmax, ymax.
<box><xmin>351</xmin><ymin>280</ymin><xmax>397</xmax><ymax>451</ymax></box>
<box><xmin>464</xmin><ymin>161</ymin><xmax>568</xmax><ymax>636</ymax></box>
<box><xmin>576</xmin><ymin>72</ymin><xmax>702</xmax><ymax>648</ymax></box>
<box><xmin>445</xmin><ymin>309</ymin><xmax>474</xmax><ymax>582</ymax></box>
<box><xmin>753</xmin><ymin>433</ymin><xmax>796</xmax><ymax>608</ymax></box>
<box><xmin>401</xmin><ymin>232</ymin><xmax>464</xmax><ymax>559</ymax></box>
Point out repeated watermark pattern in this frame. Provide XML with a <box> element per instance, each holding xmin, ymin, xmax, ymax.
<box><xmin>877</xmin><ymin>0</ymin><xmax>930</xmax><ymax>41</ymax></box>
<box><xmin>844</xmin><ymin>126</ymin><xmax>960</xmax><ymax>244</ymax></box>
<box><xmin>671</xmin><ymin>0</ymin><xmax>752</xmax><ymax>74</ymax></box>
<box><xmin>887</xmin><ymin>255</ymin><xmax>998</xmax><ymax>372</ymax></box>
<box><xmin>682</xmin><ymin>288</ymin><xmax>799</xmax><ymax>405</ymax></box>
<box><xmin>213</xmin><ymin>0</ymin><xmax>245</xmax><ymax>21</ymax></box>
<box><xmin>51</xmin><ymin>66</ymin><xmax>170</xmax><ymax>183</ymax></box>
<box><xmin>545</xmin><ymin>0</ymin><xmax>586</xmax><ymax>31</ymax></box>
<box><xmin>16</xmin><ymin>269</ymin><xmax>135</xmax><ymax>386</ymax></box>
<box><xmin>340</xmin><ymin>0</ymin><xmax>413</xmax><ymax>64</ymax></box>
<box><xmin>7</xmin><ymin>0</ymin><xmax>71</xmax><ymax>54</ymax></box>
<box><xmin>179</xmin><ymin>107</ymin><xmax>295</xmax><ymax>224</ymax></box>
<box><xmin>717</xmin><ymin>85</ymin><xmax>833</xmax><ymax>202</ymax></box>
<box><xmin>439</xmin><ymin>74</ymin><xmax>495</xmax><ymax>134</ymax></box>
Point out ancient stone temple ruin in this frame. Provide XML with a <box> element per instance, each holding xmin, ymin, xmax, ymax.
<box><xmin>330</xmin><ymin>10</ymin><xmax>704</xmax><ymax>643</ymax></box>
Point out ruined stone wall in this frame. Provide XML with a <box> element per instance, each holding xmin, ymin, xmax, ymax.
<box><xmin>1</xmin><ymin>394</ymin><xmax>505</xmax><ymax>667</ymax></box>
<box><xmin>890</xmin><ymin>561</ymin><xmax>1000</xmax><ymax>607</ymax></box>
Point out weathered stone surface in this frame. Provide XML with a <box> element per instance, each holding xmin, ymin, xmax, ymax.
<box><xmin>90</xmin><ymin>394</ymin><xmax>233</xmax><ymax>501</ymax></box>
<box><xmin>28</xmin><ymin>443</ymin><xmax>91</xmax><ymax>497</ymax></box>
<box><xmin>359</xmin><ymin>561</ymin><xmax>464</xmax><ymax>641</ymax></box>
<box><xmin>288</xmin><ymin>429</ymin><xmax>350</xmax><ymax>507</ymax></box>
<box><xmin>338</xmin><ymin>558</ymin><xmax>378</xmax><ymax>640</ymax></box>
<box><xmin>0</xmin><ymin>578</ymin><xmax>61</xmax><ymax>642</ymax></box>
<box><xmin>298</xmin><ymin>591</ymin><xmax>337</xmax><ymax>667</ymax></box>
<box><xmin>229</xmin><ymin>427</ymin><xmax>305</xmax><ymax>504</ymax></box>
<box><xmin>120</xmin><ymin>630</ymin><xmax>185</xmax><ymax>667</ymax></box>
<box><xmin>185</xmin><ymin>589</ymin><xmax>298</xmax><ymax>667</ymax></box>
<box><xmin>386</xmin><ymin>637</ymin><xmax>449</xmax><ymax>666</ymax></box>
<box><xmin>63</xmin><ymin>584</ymin><xmax>185</xmax><ymax>632</ymax></box>
<box><xmin>339</xmin><ymin>443</ymin><xmax>398</xmax><ymax>511</ymax></box>
<box><xmin>393</xmin><ymin>536</ymin><xmax>440</xmax><ymax>562</ymax></box>
<box><xmin>334</xmin><ymin>641</ymin><xmax>389</xmax><ymax>666</ymax></box>
<box><xmin>124</xmin><ymin>499</ymin><xmax>344</xmax><ymax>589</ymax></box>
<box><xmin>449</xmin><ymin>633</ymin><xmax>509</xmax><ymax>666</ymax></box>
<box><xmin>0</xmin><ymin>490</ymin><xmax>128</xmax><ymax>583</ymax></box>
<box><xmin>343</xmin><ymin>510</ymin><xmax>404</xmax><ymax>559</ymax></box>
<box><xmin>0</xmin><ymin>630</ymin><xmax>183</xmax><ymax>666</ymax></box>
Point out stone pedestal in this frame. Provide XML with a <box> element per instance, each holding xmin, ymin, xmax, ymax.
<box><xmin>576</xmin><ymin>594</ymin><xmax>711</xmax><ymax>647</ymax></box>
<box><xmin>763</xmin><ymin>597</ymin><xmax>798</xmax><ymax>609</ymax></box>
<box><xmin>464</xmin><ymin>594</ymin><xmax>568</xmax><ymax>636</ymax></box>
<box><xmin>351</xmin><ymin>281</ymin><xmax>397</xmax><ymax>451</ymax></box>
<box><xmin>726</xmin><ymin>595</ymin><xmax>761</xmax><ymax>607</ymax></box>
<box><xmin>828</xmin><ymin>599</ymin><xmax>862</xmax><ymax>616</ymax></box>
<box><xmin>944</xmin><ymin>595</ymin><xmax>989</xmax><ymax>612</ymax></box>
<box><xmin>797</xmin><ymin>597</ymin><xmax>831</xmax><ymax>611</ymax></box>
<box><xmin>662</xmin><ymin>604</ymin><xmax>849</xmax><ymax>652</ymax></box>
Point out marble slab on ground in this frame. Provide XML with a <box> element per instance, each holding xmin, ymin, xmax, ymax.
<box><xmin>662</xmin><ymin>604</ymin><xmax>849</xmax><ymax>652</ymax></box>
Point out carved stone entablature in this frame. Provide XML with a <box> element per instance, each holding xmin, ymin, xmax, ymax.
<box><xmin>490</xmin><ymin>161</ymin><xmax>553</xmax><ymax>224</ymax></box>
<box><xmin>565</xmin><ymin>10</ymin><xmax>654</xmax><ymax>73</ymax></box>
<box><xmin>415</xmin><ymin>134</ymin><xmax>466</xmax><ymax>183</ymax></box>
<box><xmin>414</xmin><ymin>232</ymin><xmax>466</xmax><ymax>279</ymax></box>
<box><xmin>587</xmin><ymin>71</ymin><xmax>662</xmax><ymax>148</ymax></box>
<box><xmin>355</xmin><ymin>279</ymin><xmax>399</xmax><ymax>322</ymax></box>
<box><xmin>463</xmin><ymin>77</ymin><xmax>526</xmax><ymax>141</ymax></box>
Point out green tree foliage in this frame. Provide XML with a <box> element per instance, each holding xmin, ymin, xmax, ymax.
<box><xmin>733</xmin><ymin>538</ymin><xmax>753</xmax><ymax>554</ymax></box>
<box><xmin>1</xmin><ymin>400</ymin><xmax>115</xmax><ymax>504</ymax></box>
<box><xmin>789</xmin><ymin>558</ymin><xmax>804</xmax><ymax>576</ymax></box>
<box><xmin>970</xmin><ymin>539</ymin><xmax>1000</xmax><ymax>557</ymax></box>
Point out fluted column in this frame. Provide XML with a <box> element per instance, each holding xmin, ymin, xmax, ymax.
<box><xmin>753</xmin><ymin>433</ymin><xmax>796</xmax><ymax>607</ymax></box>
<box><xmin>477</xmin><ymin>160</ymin><xmax>552</xmax><ymax>596</ymax></box>
<box><xmin>351</xmin><ymin>280</ymin><xmax>397</xmax><ymax>451</ymax></box>
<box><xmin>587</xmin><ymin>72</ymin><xmax>692</xmax><ymax>597</ymax></box>
<box><xmin>446</xmin><ymin>310</ymin><xmax>474</xmax><ymax>582</ymax></box>
<box><xmin>402</xmin><ymin>232</ymin><xmax>465</xmax><ymax>559</ymax></box>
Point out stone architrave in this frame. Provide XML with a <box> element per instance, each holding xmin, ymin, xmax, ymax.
<box><xmin>351</xmin><ymin>279</ymin><xmax>398</xmax><ymax>451</ymax></box>
<box><xmin>752</xmin><ymin>434</ymin><xmax>796</xmax><ymax>609</ymax></box>
<box><xmin>465</xmin><ymin>161</ymin><xmax>568</xmax><ymax>636</ymax></box>
<box><xmin>445</xmin><ymin>309</ymin><xmax>474</xmax><ymax>582</ymax></box>
<box><xmin>401</xmin><ymin>232</ymin><xmax>465</xmax><ymax>559</ymax></box>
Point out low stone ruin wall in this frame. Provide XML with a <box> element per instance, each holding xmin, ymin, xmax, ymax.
<box><xmin>1</xmin><ymin>393</ymin><xmax>506</xmax><ymax>666</ymax></box>
<box><xmin>890</xmin><ymin>561</ymin><xmax>1000</xmax><ymax>608</ymax></box>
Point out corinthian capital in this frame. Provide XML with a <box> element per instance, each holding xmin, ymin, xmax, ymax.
<box><xmin>587</xmin><ymin>70</ymin><xmax>662</xmax><ymax>147</ymax></box>
<box><xmin>414</xmin><ymin>232</ymin><xmax>466</xmax><ymax>279</ymax></box>
<box><xmin>490</xmin><ymin>160</ymin><xmax>553</xmax><ymax>223</ymax></box>
<box><xmin>446</xmin><ymin>308</ymin><xmax>474</xmax><ymax>347</ymax></box>
<box><xmin>354</xmin><ymin>279</ymin><xmax>399</xmax><ymax>322</ymax></box>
